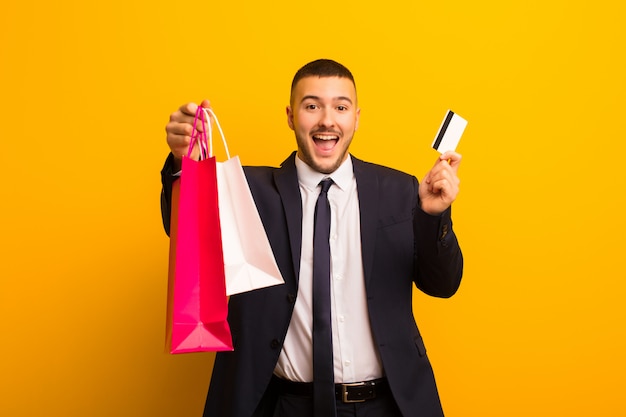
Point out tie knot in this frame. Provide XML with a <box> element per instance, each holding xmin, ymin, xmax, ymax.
<box><xmin>319</xmin><ymin>178</ymin><xmax>333</xmax><ymax>194</ymax></box>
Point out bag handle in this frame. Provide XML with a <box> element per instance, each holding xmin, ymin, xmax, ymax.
<box><xmin>187</xmin><ymin>107</ymin><xmax>208</xmax><ymax>159</ymax></box>
<box><xmin>204</xmin><ymin>108</ymin><xmax>230</xmax><ymax>160</ymax></box>
<box><xmin>186</xmin><ymin>106</ymin><xmax>231</xmax><ymax>160</ymax></box>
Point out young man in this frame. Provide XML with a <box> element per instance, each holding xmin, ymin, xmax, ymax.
<box><xmin>161</xmin><ymin>59</ymin><xmax>463</xmax><ymax>417</ymax></box>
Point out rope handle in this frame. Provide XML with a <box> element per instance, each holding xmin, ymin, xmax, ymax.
<box><xmin>186</xmin><ymin>106</ymin><xmax>230</xmax><ymax>160</ymax></box>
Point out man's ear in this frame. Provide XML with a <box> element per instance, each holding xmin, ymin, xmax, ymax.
<box><xmin>286</xmin><ymin>106</ymin><xmax>295</xmax><ymax>130</ymax></box>
<box><xmin>355</xmin><ymin>107</ymin><xmax>361</xmax><ymax>131</ymax></box>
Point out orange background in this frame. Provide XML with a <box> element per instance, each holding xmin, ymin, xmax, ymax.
<box><xmin>1</xmin><ymin>1</ymin><xmax>625</xmax><ymax>416</ymax></box>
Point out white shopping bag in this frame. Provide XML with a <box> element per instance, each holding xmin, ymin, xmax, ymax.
<box><xmin>205</xmin><ymin>109</ymin><xmax>284</xmax><ymax>295</ymax></box>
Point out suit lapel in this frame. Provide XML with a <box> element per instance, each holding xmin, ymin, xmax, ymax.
<box><xmin>274</xmin><ymin>152</ymin><xmax>303</xmax><ymax>284</ymax></box>
<box><xmin>352</xmin><ymin>156</ymin><xmax>379</xmax><ymax>289</ymax></box>
<box><xmin>273</xmin><ymin>153</ymin><xmax>379</xmax><ymax>288</ymax></box>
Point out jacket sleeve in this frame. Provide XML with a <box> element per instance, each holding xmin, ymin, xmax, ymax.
<box><xmin>413</xmin><ymin>200</ymin><xmax>464</xmax><ymax>298</ymax></box>
<box><xmin>160</xmin><ymin>153</ymin><xmax>179</xmax><ymax>237</ymax></box>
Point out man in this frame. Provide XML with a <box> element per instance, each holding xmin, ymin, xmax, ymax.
<box><xmin>161</xmin><ymin>59</ymin><xmax>463</xmax><ymax>417</ymax></box>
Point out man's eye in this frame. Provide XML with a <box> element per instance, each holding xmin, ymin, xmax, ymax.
<box><xmin>306</xmin><ymin>104</ymin><xmax>318</xmax><ymax>110</ymax></box>
<box><xmin>337</xmin><ymin>105</ymin><xmax>348</xmax><ymax>111</ymax></box>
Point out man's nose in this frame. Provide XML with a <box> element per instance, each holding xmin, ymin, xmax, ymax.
<box><xmin>318</xmin><ymin>109</ymin><xmax>334</xmax><ymax>128</ymax></box>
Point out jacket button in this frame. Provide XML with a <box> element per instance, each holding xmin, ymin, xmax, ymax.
<box><xmin>440</xmin><ymin>224</ymin><xmax>449</xmax><ymax>240</ymax></box>
<box><xmin>270</xmin><ymin>339</ymin><xmax>281</xmax><ymax>349</ymax></box>
<box><xmin>286</xmin><ymin>293</ymin><xmax>296</xmax><ymax>304</ymax></box>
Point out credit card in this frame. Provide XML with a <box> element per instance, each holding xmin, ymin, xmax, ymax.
<box><xmin>432</xmin><ymin>110</ymin><xmax>467</xmax><ymax>153</ymax></box>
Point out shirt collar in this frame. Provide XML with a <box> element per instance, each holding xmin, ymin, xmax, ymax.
<box><xmin>295</xmin><ymin>153</ymin><xmax>354</xmax><ymax>192</ymax></box>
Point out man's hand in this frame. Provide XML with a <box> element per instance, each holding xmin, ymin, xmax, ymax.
<box><xmin>165</xmin><ymin>99</ymin><xmax>212</xmax><ymax>170</ymax></box>
<box><xmin>419</xmin><ymin>151</ymin><xmax>462</xmax><ymax>215</ymax></box>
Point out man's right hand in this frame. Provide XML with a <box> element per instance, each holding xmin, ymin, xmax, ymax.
<box><xmin>165</xmin><ymin>99</ymin><xmax>212</xmax><ymax>170</ymax></box>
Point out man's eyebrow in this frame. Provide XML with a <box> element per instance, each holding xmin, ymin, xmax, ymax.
<box><xmin>300</xmin><ymin>95</ymin><xmax>353</xmax><ymax>104</ymax></box>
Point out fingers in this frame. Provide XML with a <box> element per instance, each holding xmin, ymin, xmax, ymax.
<box><xmin>431</xmin><ymin>176</ymin><xmax>458</xmax><ymax>195</ymax></box>
<box><xmin>420</xmin><ymin>172</ymin><xmax>459</xmax><ymax>214</ymax></box>
<box><xmin>165</xmin><ymin>115</ymin><xmax>194</xmax><ymax>159</ymax></box>
<box><xmin>171</xmin><ymin>100</ymin><xmax>213</xmax><ymax>126</ymax></box>
<box><xmin>180</xmin><ymin>102</ymin><xmax>198</xmax><ymax>117</ymax></box>
<box><xmin>419</xmin><ymin>152</ymin><xmax>463</xmax><ymax>214</ymax></box>
<box><xmin>439</xmin><ymin>151</ymin><xmax>462</xmax><ymax>172</ymax></box>
<box><xmin>199</xmin><ymin>99</ymin><xmax>211</xmax><ymax>110</ymax></box>
<box><xmin>425</xmin><ymin>152</ymin><xmax>461</xmax><ymax>183</ymax></box>
<box><xmin>165</xmin><ymin>100</ymin><xmax>212</xmax><ymax>159</ymax></box>
<box><xmin>429</xmin><ymin>170</ymin><xmax>460</xmax><ymax>195</ymax></box>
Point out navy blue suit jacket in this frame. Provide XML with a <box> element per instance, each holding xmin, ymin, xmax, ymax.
<box><xmin>161</xmin><ymin>152</ymin><xmax>463</xmax><ymax>417</ymax></box>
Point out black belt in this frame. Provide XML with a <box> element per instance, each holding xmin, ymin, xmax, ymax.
<box><xmin>272</xmin><ymin>376</ymin><xmax>389</xmax><ymax>403</ymax></box>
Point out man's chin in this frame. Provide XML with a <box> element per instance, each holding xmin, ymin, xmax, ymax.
<box><xmin>297</xmin><ymin>148</ymin><xmax>347</xmax><ymax>174</ymax></box>
<box><xmin>311</xmin><ymin>156</ymin><xmax>344</xmax><ymax>174</ymax></box>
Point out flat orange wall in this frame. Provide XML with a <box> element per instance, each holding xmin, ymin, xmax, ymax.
<box><xmin>1</xmin><ymin>1</ymin><xmax>625</xmax><ymax>416</ymax></box>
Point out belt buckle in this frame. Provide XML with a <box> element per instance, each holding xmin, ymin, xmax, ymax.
<box><xmin>341</xmin><ymin>381</ymin><xmax>369</xmax><ymax>403</ymax></box>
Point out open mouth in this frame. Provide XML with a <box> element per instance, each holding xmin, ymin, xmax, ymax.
<box><xmin>313</xmin><ymin>134</ymin><xmax>339</xmax><ymax>151</ymax></box>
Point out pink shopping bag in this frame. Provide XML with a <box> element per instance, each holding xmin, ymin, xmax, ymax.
<box><xmin>166</xmin><ymin>107</ymin><xmax>233</xmax><ymax>353</ymax></box>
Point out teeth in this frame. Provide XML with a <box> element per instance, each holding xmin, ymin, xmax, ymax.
<box><xmin>313</xmin><ymin>135</ymin><xmax>338</xmax><ymax>140</ymax></box>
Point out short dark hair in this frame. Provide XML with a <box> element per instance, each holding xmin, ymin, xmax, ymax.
<box><xmin>290</xmin><ymin>59</ymin><xmax>356</xmax><ymax>95</ymax></box>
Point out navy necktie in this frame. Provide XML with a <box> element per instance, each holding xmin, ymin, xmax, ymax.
<box><xmin>312</xmin><ymin>178</ymin><xmax>336</xmax><ymax>417</ymax></box>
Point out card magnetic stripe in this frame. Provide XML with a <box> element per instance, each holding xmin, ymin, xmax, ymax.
<box><xmin>432</xmin><ymin>111</ymin><xmax>455</xmax><ymax>150</ymax></box>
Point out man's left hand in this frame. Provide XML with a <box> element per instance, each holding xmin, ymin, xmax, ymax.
<box><xmin>419</xmin><ymin>151</ymin><xmax>462</xmax><ymax>215</ymax></box>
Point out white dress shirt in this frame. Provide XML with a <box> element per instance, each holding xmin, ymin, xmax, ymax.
<box><xmin>274</xmin><ymin>155</ymin><xmax>384</xmax><ymax>383</ymax></box>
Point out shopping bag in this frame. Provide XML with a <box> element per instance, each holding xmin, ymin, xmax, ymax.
<box><xmin>217</xmin><ymin>157</ymin><xmax>284</xmax><ymax>296</ymax></box>
<box><xmin>206</xmin><ymin>109</ymin><xmax>284</xmax><ymax>296</ymax></box>
<box><xmin>166</xmin><ymin>108</ymin><xmax>233</xmax><ymax>353</ymax></box>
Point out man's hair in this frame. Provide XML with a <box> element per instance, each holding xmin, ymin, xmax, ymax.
<box><xmin>290</xmin><ymin>59</ymin><xmax>356</xmax><ymax>95</ymax></box>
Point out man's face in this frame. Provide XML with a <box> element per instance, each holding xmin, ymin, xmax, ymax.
<box><xmin>287</xmin><ymin>76</ymin><xmax>360</xmax><ymax>174</ymax></box>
